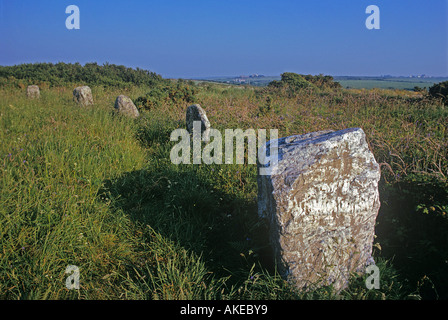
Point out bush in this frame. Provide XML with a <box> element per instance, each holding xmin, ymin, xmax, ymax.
<box><xmin>280</xmin><ymin>72</ymin><xmax>313</xmax><ymax>89</ymax></box>
<box><xmin>0</xmin><ymin>62</ymin><xmax>164</xmax><ymax>88</ymax></box>
<box><xmin>302</xmin><ymin>74</ymin><xmax>342</xmax><ymax>89</ymax></box>
<box><xmin>134</xmin><ymin>86</ymin><xmax>169</xmax><ymax>110</ymax></box>
<box><xmin>267</xmin><ymin>72</ymin><xmax>343</xmax><ymax>97</ymax></box>
<box><xmin>429</xmin><ymin>81</ymin><xmax>448</xmax><ymax>105</ymax></box>
<box><xmin>134</xmin><ymin>81</ymin><xmax>199</xmax><ymax>111</ymax></box>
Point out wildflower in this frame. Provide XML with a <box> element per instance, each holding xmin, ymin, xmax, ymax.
<box><xmin>23</xmin><ymin>160</ymin><xmax>26</xmax><ymax>163</ymax></box>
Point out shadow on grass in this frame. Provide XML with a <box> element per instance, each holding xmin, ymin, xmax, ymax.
<box><xmin>94</xmin><ymin>115</ymin><xmax>303</xmax><ymax>299</ymax></box>
<box><xmin>100</xmin><ymin>163</ymin><xmax>275</xmax><ymax>283</ymax></box>
<box><xmin>129</xmin><ymin>114</ymin><xmax>275</xmax><ymax>274</ymax></box>
<box><xmin>375</xmin><ymin>176</ymin><xmax>448</xmax><ymax>299</ymax></box>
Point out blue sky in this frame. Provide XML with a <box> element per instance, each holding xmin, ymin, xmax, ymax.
<box><xmin>0</xmin><ymin>0</ymin><xmax>447</xmax><ymax>78</ymax></box>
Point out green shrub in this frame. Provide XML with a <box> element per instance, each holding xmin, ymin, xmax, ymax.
<box><xmin>268</xmin><ymin>72</ymin><xmax>319</xmax><ymax>97</ymax></box>
<box><xmin>134</xmin><ymin>81</ymin><xmax>199</xmax><ymax>111</ymax></box>
<box><xmin>429</xmin><ymin>81</ymin><xmax>448</xmax><ymax>105</ymax></box>
<box><xmin>134</xmin><ymin>86</ymin><xmax>169</xmax><ymax>110</ymax></box>
<box><xmin>0</xmin><ymin>62</ymin><xmax>164</xmax><ymax>88</ymax></box>
<box><xmin>302</xmin><ymin>74</ymin><xmax>342</xmax><ymax>89</ymax></box>
<box><xmin>268</xmin><ymin>72</ymin><xmax>342</xmax><ymax>94</ymax></box>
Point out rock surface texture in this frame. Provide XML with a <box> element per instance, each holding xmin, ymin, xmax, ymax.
<box><xmin>186</xmin><ymin>104</ymin><xmax>211</xmax><ymax>142</ymax></box>
<box><xmin>257</xmin><ymin>128</ymin><xmax>381</xmax><ymax>292</ymax></box>
<box><xmin>73</xmin><ymin>86</ymin><xmax>94</xmax><ymax>106</ymax></box>
<box><xmin>26</xmin><ymin>85</ymin><xmax>40</xmax><ymax>98</ymax></box>
<box><xmin>114</xmin><ymin>95</ymin><xmax>139</xmax><ymax>118</ymax></box>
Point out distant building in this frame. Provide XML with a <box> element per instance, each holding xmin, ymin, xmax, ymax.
<box><xmin>232</xmin><ymin>73</ymin><xmax>265</xmax><ymax>83</ymax></box>
<box><xmin>410</xmin><ymin>74</ymin><xmax>428</xmax><ymax>78</ymax></box>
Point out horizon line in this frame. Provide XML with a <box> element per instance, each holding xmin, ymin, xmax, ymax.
<box><xmin>1</xmin><ymin>61</ymin><xmax>447</xmax><ymax>79</ymax></box>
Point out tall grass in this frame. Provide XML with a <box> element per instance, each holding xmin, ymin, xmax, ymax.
<box><xmin>0</xmin><ymin>87</ymin><xmax>148</xmax><ymax>298</ymax></box>
<box><xmin>1</xmin><ymin>83</ymin><xmax>447</xmax><ymax>300</ymax></box>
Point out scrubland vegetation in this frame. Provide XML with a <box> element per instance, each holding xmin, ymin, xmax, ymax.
<box><xmin>1</xmin><ymin>63</ymin><xmax>447</xmax><ymax>299</ymax></box>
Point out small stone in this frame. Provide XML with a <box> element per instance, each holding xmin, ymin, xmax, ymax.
<box><xmin>186</xmin><ymin>104</ymin><xmax>211</xmax><ymax>142</ymax></box>
<box><xmin>114</xmin><ymin>95</ymin><xmax>139</xmax><ymax>118</ymax></box>
<box><xmin>257</xmin><ymin>127</ymin><xmax>381</xmax><ymax>292</ymax></box>
<box><xmin>73</xmin><ymin>86</ymin><xmax>94</xmax><ymax>106</ymax></box>
<box><xmin>26</xmin><ymin>85</ymin><xmax>40</xmax><ymax>99</ymax></box>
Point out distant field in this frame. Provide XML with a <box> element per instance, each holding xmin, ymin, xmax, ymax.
<box><xmin>196</xmin><ymin>76</ymin><xmax>448</xmax><ymax>90</ymax></box>
<box><xmin>336</xmin><ymin>77</ymin><xmax>448</xmax><ymax>90</ymax></box>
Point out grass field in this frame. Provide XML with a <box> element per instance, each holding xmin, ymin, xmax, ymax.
<box><xmin>1</xmin><ymin>82</ymin><xmax>448</xmax><ymax>299</ymax></box>
<box><xmin>336</xmin><ymin>77</ymin><xmax>448</xmax><ymax>90</ymax></box>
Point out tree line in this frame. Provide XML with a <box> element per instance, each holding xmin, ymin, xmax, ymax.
<box><xmin>0</xmin><ymin>62</ymin><xmax>165</xmax><ymax>88</ymax></box>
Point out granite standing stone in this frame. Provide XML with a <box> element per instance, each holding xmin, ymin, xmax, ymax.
<box><xmin>186</xmin><ymin>104</ymin><xmax>211</xmax><ymax>142</ymax></box>
<box><xmin>27</xmin><ymin>85</ymin><xmax>40</xmax><ymax>99</ymax></box>
<box><xmin>257</xmin><ymin>128</ymin><xmax>381</xmax><ymax>292</ymax></box>
<box><xmin>73</xmin><ymin>86</ymin><xmax>94</xmax><ymax>106</ymax></box>
<box><xmin>114</xmin><ymin>95</ymin><xmax>139</xmax><ymax>118</ymax></box>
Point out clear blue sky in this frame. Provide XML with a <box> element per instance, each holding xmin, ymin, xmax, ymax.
<box><xmin>0</xmin><ymin>0</ymin><xmax>447</xmax><ymax>78</ymax></box>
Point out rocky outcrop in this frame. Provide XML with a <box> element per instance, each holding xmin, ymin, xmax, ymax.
<box><xmin>257</xmin><ymin>128</ymin><xmax>381</xmax><ymax>292</ymax></box>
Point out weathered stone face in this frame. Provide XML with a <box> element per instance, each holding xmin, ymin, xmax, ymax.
<box><xmin>73</xmin><ymin>86</ymin><xmax>94</xmax><ymax>106</ymax></box>
<box><xmin>257</xmin><ymin>128</ymin><xmax>381</xmax><ymax>292</ymax></box>
<box><xmin>186</xmin><ymin>104</ymin><xmax>211</xmax><ymax>142</ymax></box>
<box><xmin>26</xmin><ymin>85</ymin><xmax>40</xmax><ymax>99</ymax></box>
<box><xmin>114</xmin><ymin>95</ymin><xmax>139</xmax><ymax>118</ymax></box>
